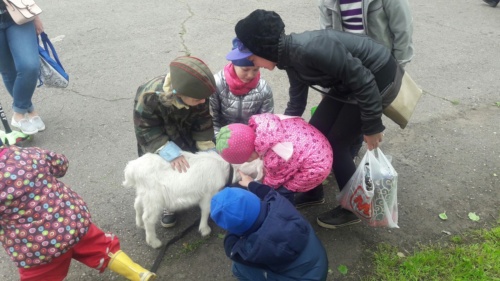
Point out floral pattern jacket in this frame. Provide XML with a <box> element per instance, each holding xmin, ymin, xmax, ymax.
<box><xmin>0</xmin><ymin>146</ymin><xmax>91</xmax><ymax>268</ymax></box>
<box><xmin>249</xmin><ymin>114</ymin><xmax>333</xmax><ymax>192</ymax></box>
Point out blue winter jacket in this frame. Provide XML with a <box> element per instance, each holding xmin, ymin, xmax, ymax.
<box><xmin>223</xmin><ymin>182</ymin><xmax>328</xmax><ymax>281</ymax></box>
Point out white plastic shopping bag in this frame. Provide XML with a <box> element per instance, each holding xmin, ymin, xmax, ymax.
<box><xmin>337</xmin><ymin>148</ymin><xmax>399</xmax><ymax>228</ymax></box>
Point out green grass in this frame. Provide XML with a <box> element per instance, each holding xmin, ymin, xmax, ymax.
<box><xmin>180</xmin><ymin>237</ymin><xmax>208</xmax><ymax>254</ymax></box>
<box><xmin>363</xmin><ymin>224</ymin><xmax>500</xmax><ymax>281</ymax></box>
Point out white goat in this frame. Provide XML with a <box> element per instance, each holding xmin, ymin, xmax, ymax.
<box><xmin>123</xmin><ymin>151</ymin><xmax>262</xmax><ymax>248</ymax></box>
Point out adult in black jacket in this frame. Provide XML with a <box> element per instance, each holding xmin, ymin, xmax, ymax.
<box><xmin>228</xmin><ymin>9</ymin><xmax>404</xmax><ymax>229</ymax></box>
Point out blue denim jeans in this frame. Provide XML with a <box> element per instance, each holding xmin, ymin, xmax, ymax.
<box><xmin>0</xmin><ymin>14</ymin><xmax>39</xmax><ymax>114</ymax></box>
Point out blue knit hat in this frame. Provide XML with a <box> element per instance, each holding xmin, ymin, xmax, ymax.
<box><xmin>210</xmin><ymin>188</ymin><xmax>261</xmax><ymax>235</ymax></box>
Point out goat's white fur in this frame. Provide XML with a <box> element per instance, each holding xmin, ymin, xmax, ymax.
<box><xmin>123</xmin><ymin>151</ymin><xmax>263</xmax><ymax>248</ymax></box>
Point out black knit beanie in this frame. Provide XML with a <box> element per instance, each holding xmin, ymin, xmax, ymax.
<box><xmin>235</xmin><ymin>9</ymin><xmax>285</xmax><ymax>63</ymax></box>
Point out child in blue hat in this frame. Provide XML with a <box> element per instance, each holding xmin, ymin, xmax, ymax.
<box><xmin>210</xmin><ymin>171</ymin><xmax>328</xmax><ymax>281</ymax></box>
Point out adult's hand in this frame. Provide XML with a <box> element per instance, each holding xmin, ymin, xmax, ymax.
<box><xmin>364</xmin><ymin>132</ymin><xmax>384</xmax><ymax>151</ymax></box>
<box><xmin>170</xmin><ymin>155</ymin><xmax>189</xmax><ymax>173</ymax></box>
<box><xmin>33</xmin><ymin>16</ymin><xmax>44</xmax><ymax>35</ymax></box>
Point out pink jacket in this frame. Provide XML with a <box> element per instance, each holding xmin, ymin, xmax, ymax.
<box><xmin>0</xmin><ymin>146</ymin><xmax>91</xmax><ymax>268</ymax></box>
<box><xmin>248</xmin><ymin>114</ymin><xmax>333</xmax><ymax>192</ymax></box>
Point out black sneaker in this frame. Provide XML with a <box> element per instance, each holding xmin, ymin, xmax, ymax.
<box><xmin>294</xmin><ymin>185</ymin><xmax>325</xmax><ymax>209</ymax></box>
<box><xmin>483</xmin><ymin>0</ymin><xmax>499</xmax><ymax>7</ymax></box>
<box><xmin>161</xmin><ymin>211</ymin><xmax>177</xmax><ymax>228</ymax></box>
<box><xmin>316</xmin><ymin>206</ymin><xmax>361</xmax><ymax>229</ymax></box>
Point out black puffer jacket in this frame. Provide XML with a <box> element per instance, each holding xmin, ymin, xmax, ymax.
<box><xmin>280</xmin><ymin>29</ymin><xmax>398</xmax><ymax>135</ymax></box>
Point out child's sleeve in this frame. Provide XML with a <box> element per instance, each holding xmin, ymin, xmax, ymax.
<box><xmin>157</xmin><ymin>141</ymin><xmax>182</xmax><ymax>161</ymax></box>
<box><xmin>259</xmin><ymin>80</ymin><xmax>274</xmax><ymax>114</ymax></box>
<box><xmin>134</xmin><ymin>92</ymin><xmax>170</xmax><ymax>153</ymax></box>
<box><xmin>248</xmin><ymin>181</ymin><xmax>272</xmax><ymax>199</ymax></box>
<box><xmin>210</xmin><ymin>75</ymin><xmax>223</xmax><ymax>136</ymax></box>
<box><xmin>43</xmin><ymin>149</ymin><xmax>69</xmax><ymax>178</ymax></box>
<box><xmin>223</xmin><ymin>233</ymin><xmax>240</xmax><ymax>257</ymax></box>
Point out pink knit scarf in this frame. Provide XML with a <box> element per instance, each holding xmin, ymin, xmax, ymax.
<box><xmin>224</xmin><ymin>63</ymin><xmax>260</xmax><ymax>96</ymax></box>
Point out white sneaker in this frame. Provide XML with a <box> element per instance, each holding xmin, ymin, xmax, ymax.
<box><xmin>29</xmin><ymin>116</ymin><xmax>45</xmax><ymax>131</ymax></box>
<box><xmin>11</xmin><ymin>117</ymin><xmax>38</xmax><ymax>135</ymax></box>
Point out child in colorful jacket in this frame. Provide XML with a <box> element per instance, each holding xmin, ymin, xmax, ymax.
<box><xmin>210</xmin><ymin>38</ymin><xmax>274</xmax><ymax>137</ymax></box>
<box><xmin>0</xmin><ymin>143</ymin><xmax>155</xmax><ymax>281</ymax></box>
<box><xmin>216</xmin><ymin>113</ymin><xmax>333</xmax><ymax>203</ymax></box>
<box><xmin>210</xmin><ymin>171</ymin><xmax>328</xmax><ymax>281</ymax></box>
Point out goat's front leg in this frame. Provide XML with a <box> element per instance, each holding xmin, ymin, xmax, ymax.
<box><xmin>198</xmin><ymin>195</ymin><xmax>212</xmax><ymax>236</ymax></box>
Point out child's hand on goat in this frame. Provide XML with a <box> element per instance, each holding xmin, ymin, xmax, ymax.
<box><xmin>238</xmin><ymin>170</ymin><xmax>254</xmax><ymax>188</ymax></box>
<box><xmin>170</xmin><ymin>155</ymin><xmax>190</xmax><ymax>173</ymax></box>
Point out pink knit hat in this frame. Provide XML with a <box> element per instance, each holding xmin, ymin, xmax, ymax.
<box><xmin>216</xmin><ymin>124</ymin><xmax>256</xmax><ymax>164</ymax></box>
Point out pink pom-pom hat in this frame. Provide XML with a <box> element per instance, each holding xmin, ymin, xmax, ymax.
<box><xmin>216</xmin><ymin>123</ymin><xmax>256</xmax><ymax>164</ymax></box>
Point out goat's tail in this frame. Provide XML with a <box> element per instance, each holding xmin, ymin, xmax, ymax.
<box><xmin>122</xmin><ymin>160</ymin><xmax>137</xmax><ymax>189</ymax></box>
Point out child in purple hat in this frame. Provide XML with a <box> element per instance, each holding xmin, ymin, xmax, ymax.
<box><xmin>210</xmin><ymin>38</ymin><xmax>274</xmax><ymax>137</ymax></box>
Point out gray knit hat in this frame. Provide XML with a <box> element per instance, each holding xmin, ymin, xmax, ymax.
<box><xmin>169</xmin><ymin>56</ymin><xmax>216</xmax><ymax>99</ymax></box>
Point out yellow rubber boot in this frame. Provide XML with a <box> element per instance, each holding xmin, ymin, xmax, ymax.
<box><xmin>108</xmin><ymin>250</ymin><xmax>156</xmax><ymax>281</ymax></box>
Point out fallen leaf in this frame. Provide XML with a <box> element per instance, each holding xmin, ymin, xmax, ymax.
<box><xmin>468</xmin><ymin>212</ymin><xmax>480</xmax><ymax>221</ymax></box>
<box><xmin>397</xmin><ymin>252</ymin><xmax>406</xmax><ymax>258</ymax></box>
<box><xmin>442</xmin><ymin>230</ymin><xmax>451</xmax><ymax>235</ymax></box>
<box><xmin>439</xmin><ymin>212</ymin><xmax>448</xmax><ymax>220</ymax></box>
<box><xmin>338</xmin><ymin>265</ymin><xmax>348</xmax><ymax>275</ymax></box>
<box><xmin>217</xmin><ymin>233</ymin><xmax>225</xmax><ymax>239</ymax></box>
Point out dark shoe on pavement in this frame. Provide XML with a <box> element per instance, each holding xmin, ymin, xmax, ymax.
<box><xmin>161</xmin><ymin>211</ymin><xmax>177</xmax><ymax>228</ymax></box>
<box><xmin>295</xmin><ymin>185</ymin><xmax>325</xmax><ymax>209</ymax></box>
<box><xmin>483</xmin><ymin>0</ymin><xmax>499</xmax><ymax>7</ymax></box>
<box><xmin>316</xmin><ymin>205</ymin><xmax>361</xmax><ymax>229</ymax></box>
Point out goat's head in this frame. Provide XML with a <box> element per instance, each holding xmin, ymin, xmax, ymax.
<box><xmin>231</xmin><ymin>158</ymin><xmax>264</xmax><ymax>183</ymax></box>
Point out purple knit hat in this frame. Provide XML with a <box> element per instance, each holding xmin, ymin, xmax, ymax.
<box><xmin>227</xmin><ymin>38</ymin><xmax>254</xmax><ymax>67</ymax></box>
<box><xmin>216</xmin><ymin>123</ymin><xmax>256</xmax><ymax>164</ymax></box>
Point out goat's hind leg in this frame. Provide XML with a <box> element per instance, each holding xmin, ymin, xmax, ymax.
<box><xmin>198</xmin><ymin>195</ymin><xmax>212</xmax><ymax>236</ymax></box>
<box><xmin>134</xmin><ymin>196</ymin><xmax>145</xmax><ymax>229</ymax></box>
<box><xmin>141</xmin><ymin>205</ymin><xmax>162</xmax><ymax>248</ymax></box>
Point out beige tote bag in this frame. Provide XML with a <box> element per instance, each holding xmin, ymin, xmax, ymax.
<box><xmin>383</xmin><ymin>72</ymin><xmax>422</xmax><ymax>129</ymax></box>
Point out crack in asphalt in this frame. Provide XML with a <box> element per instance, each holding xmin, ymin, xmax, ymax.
<box><xmin>179</xmin><ymin>1</ymin><xmax>194</xmax><ymax>56</ymax></box>
<box><xmin>67</xmin><ymin>89</ymin><xmax>132</xmax><ymax>102</ymax></box>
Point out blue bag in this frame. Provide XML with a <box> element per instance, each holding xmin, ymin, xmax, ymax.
<box><xmin>38</xmin><ymin>32</ymin><xmax>69</xmax><ymax>88</ymax></box>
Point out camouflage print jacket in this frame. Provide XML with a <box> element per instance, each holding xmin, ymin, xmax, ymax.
<box><xmin>133</xmin><ymin>75</ymin><xmax>215</xmax><ymax>156</ymax></box>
